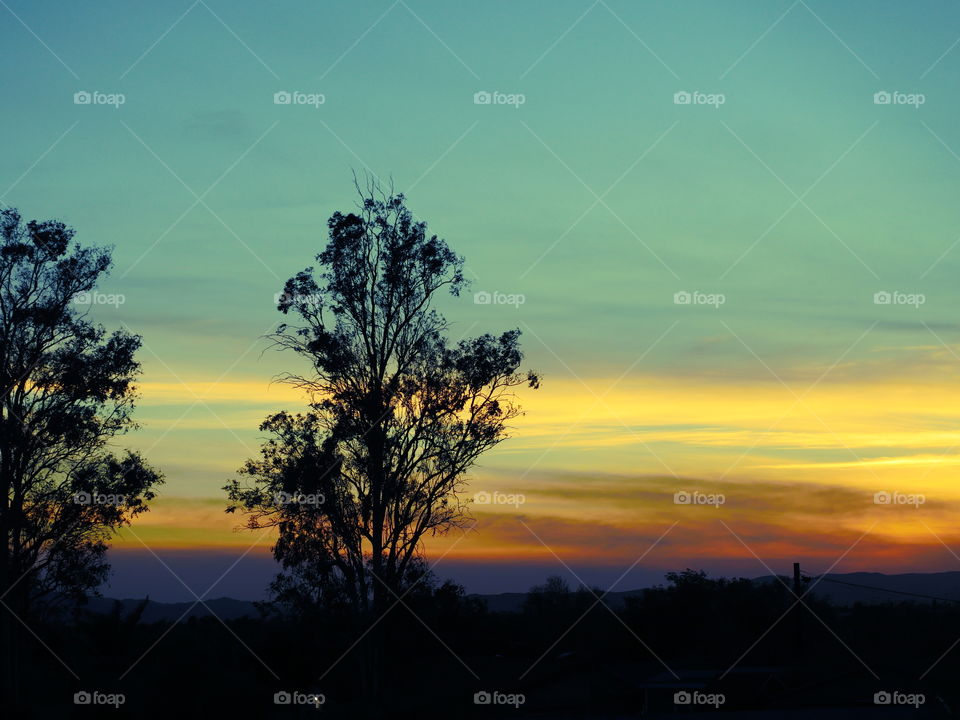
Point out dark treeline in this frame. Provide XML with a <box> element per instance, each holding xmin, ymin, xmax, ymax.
<box><xmin>10</xmin><ymin>569</ymin><xmax>960</xmax><ymax>718</ymax></box>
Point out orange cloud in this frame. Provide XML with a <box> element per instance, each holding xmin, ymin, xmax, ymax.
<box><xmin>113</xmin><ymin>368</ymin><xmax>960</xmax><ymax>575</ymax></box>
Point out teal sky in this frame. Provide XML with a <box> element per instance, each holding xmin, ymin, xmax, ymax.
<box><xmin>5</xmin><ymin>1</ymin><xmax>960</xmax><ymax>376</ymax></box>
<box><xmin>7</xmin><ymin>2</ymin><xmax>960</xmax><ymax>595</ymax></box>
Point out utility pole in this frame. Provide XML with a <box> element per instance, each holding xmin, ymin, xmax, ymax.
<box><xmin>793</xmin><ymin>562</ymin><xmax>803</xmax><ymax>663</ymax></box>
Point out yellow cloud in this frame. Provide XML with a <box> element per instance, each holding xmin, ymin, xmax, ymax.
<box><xmin>114</xmin><ymin>371</ymin><xmax>960</xmax><ymax>563</ymax></box>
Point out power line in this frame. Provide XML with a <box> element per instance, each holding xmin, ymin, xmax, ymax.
<box><xmin>811</xmin><ymin>575</ymin><xmax>960</xmax><ymax>604</ymax></box>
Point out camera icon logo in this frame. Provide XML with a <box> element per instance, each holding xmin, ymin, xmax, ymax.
<box><xmin>874</xmin><ymin>691</ymin><xmax>892</xmax><ymax>705</ymax></box>
<box><xmin>273</xmin><ymin>691</ymin><xmax>292</xmax><ymax>704</ymax></box>
<box><xmin>873</xmin><ymin>291</ymin><xmax>891</xmax><ymax>305</ymax></box>
<box><xmin>673</xmin><ymin>491</ymin><xmax>691</xmax><ymax>505</ymax></box>
<box><xmin>873</xmin><ymin>491</ymin><xmax>891</xmax><ymax>505</ymax></box>
<box><xmin>673</xmin><ymin>291</ymin><xmax>692</xmax><ymax>305</ymax></box>
<box><xmin>473</xmin><ymin>491</ymin><xmax>492</xmax><ymax>505</ymax></box>
<box><xmin>474</xmin><ymin>691</ymin><xmax>492</xmax><ymax>705</ymax></box>
<box><xmin>273</xmin><ymin>91</ymin><xmax>292</xmax><ymax>105</ymax></box>
<box><xmin>873</xmin><ymin>91</ymin><xmax>892</xmax><ymax>105</ymax></box>
<box><xmin>474</xmin><ymin>291</ymin><xmax>492</xmax><ymax>305</ymax></box>
<box><xmin>73</xmin><ymin>491</ymin><xmax>92</xmax><ymax>505</ymax></box>
<box><xmin>674</xmin><ymin>691</ymin><xmax>692</xmax><ymax>704</ymax></box>
<box><xmin>74</xmin><ymin>691</ymin><xmax>91</xmax><ymax>705</ymax></box>
<box><xmin>73</xmin><ymin>91</ymin><xmax>91</xmax><ymax>105</ymax></box>
<box><xmin>473</xmin><ymin>91</ymin><xmax>492</xmax><ymax>105</ymax></box>
<box><xmin>674</xmin><ymin>91</ymin><xmax>692</xmax><ymax>105</ymax></box>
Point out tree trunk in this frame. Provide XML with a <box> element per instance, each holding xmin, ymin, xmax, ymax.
<box><xmin>366</xmin><ymin>404</ymin><xmax>388</xmax><ymax>715</ymax></box>
<box><xmin>0</xmin><ymin>438</ymin><xmax>18</xmax><ymax>713</ymax></box>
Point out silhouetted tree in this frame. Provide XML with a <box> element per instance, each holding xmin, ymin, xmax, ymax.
<box><xmin>0</xmin><ymin>208</ymin><xmax>162</xmax><ymax>706</ymax></box>
<box><xmin>523</xmin><ymin>575</ymin><xmax>573</xmax><ymax>614</ymax></box>
<box><xmin>225</xmin><ymin>178</ymin><xmax>538</xmax><ymax>699</ymax></box>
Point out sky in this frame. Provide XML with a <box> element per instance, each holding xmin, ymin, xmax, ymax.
<box><xmin>5</xmin><ymin>0</ymin><xmax>960</xmax><ymax>600</ymax></box>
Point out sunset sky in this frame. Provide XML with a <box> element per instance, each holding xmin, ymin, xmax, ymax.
<box><xmin>5</xmin><ymin>0</ymin><xmax>960</xmax><ymax>599</ymax></box>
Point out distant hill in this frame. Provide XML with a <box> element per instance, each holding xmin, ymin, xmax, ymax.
<box><xmin>85</xmin><ymin>571</ymin><xmax>960</xmax><ymax>622</ymax></box>
<box><xmin>797</xmin><ymin>570</ymin><xmax>960</xmax><ymax>606</ymax></box>
<box><xmin>83</xmin><ymin>596</ymin><xmax>260</xmax><ymax>623</ymax></box>
<box><xmin>475</xmin><ymin>571</ymin><xmax>960</xmax><ymax>613</ymax></box>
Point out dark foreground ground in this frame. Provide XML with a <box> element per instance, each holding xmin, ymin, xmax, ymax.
<box><xmin>4</xmin><ymin>571</ymin><xmax>957</xmax><ymax>718</ymax></box>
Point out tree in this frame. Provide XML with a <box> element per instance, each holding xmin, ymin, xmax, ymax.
<box><xmin>0</xmin><ymin>208</ymin><xmax>163</xmax><ymax>704</ymax></box>
<box><xmin>523</xmin><ymin>574</ymin><xmax>573</xmax><ymax>613</ymax></box>
<box><xmin>225</xmin><ymin>179</ymin><xmax>538</xmax><ymax>684</ymax></box>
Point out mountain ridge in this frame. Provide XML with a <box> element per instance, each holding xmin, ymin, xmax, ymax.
<box><xmin>83</xmin><ymin>570</ymin><xmax>960</xmax><ymax>622</ymax></box>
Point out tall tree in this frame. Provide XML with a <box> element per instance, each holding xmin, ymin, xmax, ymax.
<box><xmin>225</xmin><ymin>178</ymin><xmax>538</xmax><ymax>647</ymax></box>
<box><xmin>0</xmin><ymin>208</ymin><xmax>162</xmax><ymax>704</ymax></box>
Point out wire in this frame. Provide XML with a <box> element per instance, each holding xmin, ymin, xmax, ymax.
<box><xmin>811</xmin><ymin>576</ymin><xmax>960</xmax><ymax>604</ymax></box>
